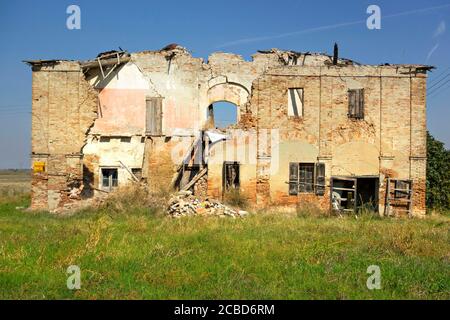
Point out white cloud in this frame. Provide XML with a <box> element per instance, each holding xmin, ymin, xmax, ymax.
<box><xmin>433</xmin><ymin>20</ymin><xmax>446</xmax><ymax>38</ymax></box>
<box><xmin>426</xmin><ymin>43</ymin><xmax>439</xmax><ymax>62</ymax></box>
<box><xmin>216</xmin><ymin>3</ymin><xmax>450</xmax><ymax>48</ymax></box>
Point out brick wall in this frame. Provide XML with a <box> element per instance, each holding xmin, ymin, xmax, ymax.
<box><xmin>30</xmin><ymin>61</ymin><xmax>98</xmax><ymax>211</ymax></box>
<box><xmin>27</xmin><ymin>49</ymin><xmax>428</xmax><ymax>216</ymax></box>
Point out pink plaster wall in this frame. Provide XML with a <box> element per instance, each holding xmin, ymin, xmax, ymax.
<box><xmin>92</xmin><ymin>89</ymin><xmax>146</xmax><ymax>135</ymax></box>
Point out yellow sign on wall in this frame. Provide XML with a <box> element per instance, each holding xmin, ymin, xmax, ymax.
<box><xmin>33</xmin><ymin>161</ymin><xmax>45</xmax><ymax>173</ymax></box>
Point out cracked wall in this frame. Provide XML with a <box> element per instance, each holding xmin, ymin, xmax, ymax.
<box><xmin>30</xmin><ymin>61</ymin><xmax>98</xmax><ymax>211</ymax></box>
<box><xmin>28</xmin><ymin>47</ymin><xmax>429</xmax><ymax>216</ymax></box>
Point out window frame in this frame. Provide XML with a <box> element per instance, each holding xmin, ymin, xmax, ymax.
<box><xmin>100</xmin><ymin>167</ymin><xmax>119</xmax><ymax>191</ymax></box>
<box><xmin>287</xmin><ymin>88</ymin><xmax>304</xmax><ymax>118</ymax></box>
<box><xmin>394</xmin><ymin>179</ymin><xmax>411</xmax><ymax>199</ymax></box>
<box><xmin>223</xmin><ymin>161</ymin><xmax>240</xmax><ymax>191</ymax></box>
<box><xmin>289</xmin><ymin>162</ymin><xmax>317</xmax><ymax>195</ymax></box>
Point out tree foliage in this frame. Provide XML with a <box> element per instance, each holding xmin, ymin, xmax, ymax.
<box><xmin>426</xmin><ymin>132</ymin><xmax>450</xmax><ymax>209</ymax></box>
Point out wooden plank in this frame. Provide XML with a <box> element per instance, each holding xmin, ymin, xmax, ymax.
<box><xmin>155</xmin><ymin>97</ymin><xmax>162</xmax><ymax>135</ymax></box>
<box><xmin>359</xmin><ymin>89</ymin><xmax>365</xmax><ymax>118</ymax></box>
<box><xmin>145</xmin><ymin>98</ymin><xmax>153</xmax><ymax>135</ymax></box>
<box><xmin>385</xmin><ymin>178</ymin><xmax>390</xmax><ymax>216</ymax></box>
<box><xmin>348</xmin><ymin>90</ymin><xmax>356</xmax><ymax>116</ymax></box>
<box><xmin>332</xmin><ymin>187</ymin><xmax>356</xmax><ymax>192</ymax></box>
<box><xmin>80</xmin><ymin>55</ymin><xmax>131</xmax><ymax>69</ymax></box>
<box><xmin>145</xmin><ymin>97</ymin><xmax>163</xmax><ymax>136</ymax></box>
<box><xmin>408</xmin><ymin>180</ymin><xmax>414</xmax><ymax>218</ymax></box>
<box><xmin>315</xmin><ymin>162</ymin><xmax>325</xmax><ymax>196</ymax></box>
<box><xmin>332</xmin><ymin>176</ymin><xmax>357</xmax><ymax>182</ymax></box>
<box><xmin>118</xmin><ymin>160</ymin><xmax>139</xmax><ymax>182</ymax></box>
<box><xmin>181</xmin><ymin>167</ymin><xmax>207</xmax><ymax>191</ymax></box>
<box><xmin>289</xmin><ymin>162</ymin><xmax>299</xmax><ymax>195</ymax></box>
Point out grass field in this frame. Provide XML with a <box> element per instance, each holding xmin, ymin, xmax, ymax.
<box><xmin>0</xmin><ymin>172</ymin><xmax>449</xmax><ymax>300</ymax></box>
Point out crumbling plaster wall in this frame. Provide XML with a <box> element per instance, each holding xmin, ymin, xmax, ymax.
<box><xmin>29</xmin><ymin>48</ymin><xmax>428</xmax><ymax>216</ymax></box>
<box><xmin>124</xmin><ymin>49</ymin><xmax>291</xmax><ymax>192</ymax></box>
<box><xmin>250</xmin><ymin>65</ymin><xmax>427</xmax><ymax>216</ymax></box>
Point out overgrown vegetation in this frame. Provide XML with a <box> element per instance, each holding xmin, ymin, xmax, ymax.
<box><xmin>426</xmin><ymin>132</ymin><xmax>450</xmax><ymax>210</ymax></box>
<box><xmin>0</xmin><ymin>193</ymin><xmax>449</xmax><ymax>299</ymax></box>
<box><xmin>1</xmin><ymin>155</ymin><xmax>449</xmax><ymax>299</ymax></box>
<box><xmin>223</xmin><ymin>188</ymin><xmax>249</xmax><ymax>209</ymax></box>
<box><xmin>98</xmin><ymin>184</ymin><xmax>168</xmax><ymax>216</ymax></box>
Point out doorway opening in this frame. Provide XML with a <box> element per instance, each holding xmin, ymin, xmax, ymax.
<box><xmin>331</xmin><ymin>176</ymin><xmax>379</xmax><ymax>214</ymax></box>
<box><xmin>207</xmin><ymin>101</ymin><xmax>238</xmax><ymax>129</ymax></box>
<box><xmin>223</xmin><ymin>161</ymin><xmax>240</xmax><ymax>191</ymax></box>
<box><xmin>356</xmin><ymin>177</ymin><xmax>379</xmax><ymax>211</ymax></box>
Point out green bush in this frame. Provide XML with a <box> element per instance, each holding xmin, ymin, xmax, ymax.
<box><xmin>426</xmin><ymin>132</ymin><xmax>450</xmax><ymax>210</ymax></box>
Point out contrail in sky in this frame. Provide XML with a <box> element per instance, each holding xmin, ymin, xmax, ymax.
<box><xmin>216</xmin><ymin>3</ymin><xmax>450</xmax><ymax>48</ymax></box>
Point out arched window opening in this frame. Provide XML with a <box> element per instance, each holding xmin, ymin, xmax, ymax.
<box><xmin>207</xmin><ymin>101</ymin><xmax>238</xmax><ymax>129</ymax></box>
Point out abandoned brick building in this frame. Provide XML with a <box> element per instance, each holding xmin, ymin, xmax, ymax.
<box><xmin>25</xmin><ymin>45</ymin><xmax>430</xmax><ymax>216</ymax></box>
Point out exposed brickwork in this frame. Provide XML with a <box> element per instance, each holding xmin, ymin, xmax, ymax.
<box><xmin>30</xmin><ymin>61</ymin><xmax>98</xmax><ymax>211</ymax></box>
<box><xmin>27</xmin><ymin>48</ymin><xmax>429</xmax><ymax>216</ymax></box>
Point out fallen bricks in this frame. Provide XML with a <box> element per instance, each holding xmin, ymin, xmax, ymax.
<box><xmin>167</xmin><ymin>190</ymin><xmax>249</xmax><ymax>218</ymax></box>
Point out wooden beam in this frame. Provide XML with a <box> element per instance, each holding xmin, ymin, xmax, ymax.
<box><xmin>181</xmin><ymin>167</ymin><xmax>207</xmax><ymax>191</ymax></box>
<box><xmin>80</xmin><ymin>55</ymin><xmax>131</xmax><ymax>69</ymax></box>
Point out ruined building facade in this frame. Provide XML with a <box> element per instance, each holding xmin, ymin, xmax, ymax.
<box><xmin>26</xmin><ymin>46</ymin><xmax>430</xmax><ymax>216</ymax></box>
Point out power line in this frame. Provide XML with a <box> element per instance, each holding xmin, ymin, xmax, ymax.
<box><xmin>428</xmin><ymin>84</ymin><xmax>450</xmax><ymax>101</ymax></box>
<box><xmin>428</xmin><ymin>78</ymin><xmax>450</xmax><ymax>97</ymax></box>
<box><xmin>428</xmin><ymin>71</ymin><xmax>450</xmax><ymax>90</ymax></box>
<box><xmin>428</xmin><ymin>66</ymin><xmax>450</xmax><ymax>85</ymax></box>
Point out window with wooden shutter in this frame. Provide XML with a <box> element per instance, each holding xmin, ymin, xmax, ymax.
<box><xmin>299</xmin><ymin>163</ymin><xmax>314</xmax><ymax>193</ymax></box>
<box><xmin>289</xmin><ymin>162</ymin><xmax>299</xmax><ymax>195</ymax></box>
<box><xmin>287</xmin><ymin>88</ymin><xmax>304</xmax><ymax>118</ymax></box>
<box><xmin>348</xmin><ymin>89</ymin><xmax>364</xmax><ymax>119</ymax></box>
<box><xmin>146</xmin><ymin>97</ymin><xmax>163</xmax><ymax>135</ymax></box>
<box><xmin>315</xmin><ymin>162</ymin><xmax>325</xmax><ymax>196</ymax></box>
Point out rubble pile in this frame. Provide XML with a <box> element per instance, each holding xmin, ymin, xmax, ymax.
<box><xmin>168</xmin><ymin>190</ymin><xmax>248</xmax><ymax>218</ymax></box>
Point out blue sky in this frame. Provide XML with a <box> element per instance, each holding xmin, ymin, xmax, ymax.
<box><xmin>0</xmin><ymin>0</ymin><xmax>449</xmax><ymax>168</ymax></box>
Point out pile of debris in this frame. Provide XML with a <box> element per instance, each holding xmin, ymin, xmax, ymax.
<box><xmin>167</xmin><ymin>190</ymin><xmax>248</xmax><ymax>218</ymax></box>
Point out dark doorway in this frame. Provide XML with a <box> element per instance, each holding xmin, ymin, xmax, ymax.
<box><xmin>223</xmin><ymin>161</ymin><xmax>240</xmax><ymax>191</ymax></box>
<box><xmin>356</xmin><ymin>177</ymin><xmax>379</xmax><ymax>212</ymax></box>
<box><xmin>331</xmin><ymin>176</ymin><xmax>379</xmax><ymax>214</ymax></box>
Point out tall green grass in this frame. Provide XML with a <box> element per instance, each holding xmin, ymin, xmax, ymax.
<box><xmin>0</xmin><ymin>193</ymin><xmax>449</xmax><ymax>300</ymax></box>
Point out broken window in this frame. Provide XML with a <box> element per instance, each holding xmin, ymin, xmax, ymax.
<box><xmin>146</xmin><ymin>97</ymin><xmax>163</xmax><ymax>136</ymax></box>
<box><xmin>348</xmin><ymin>89</ymin><xmax>364</xmax><ymax>119</ymax></box>
<box><xmin>287</xmin><ymin>88</ymin><xmax>304</xmax><ymax>118</ymax></box>
<box><xmin>101</xmin><ymin>168</ymin><xmax>118</xmax><ymax>191</ymax></box>
<box><xmin>331</xmin><ymin>177</ymin><xmax>357</xmax><ymax>213</ymax></box>
<box><xmin>394</xmin><ymin>180</ymin><xmax>411</xmax><ymax>199</ymax></box>
<box><xmin>223</xmin><ymin>161</ymin><xmax>240</xmax><ymax>190</ymax></box>
<box><xmin>289</xmin><ymin>163</ymin><xmax>317</xmax><ymax>194</ymax></box>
